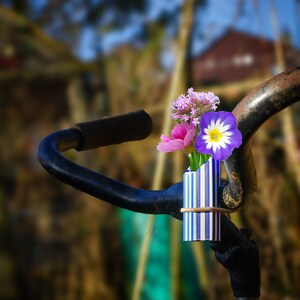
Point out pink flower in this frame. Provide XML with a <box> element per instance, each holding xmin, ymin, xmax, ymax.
<box><xmin>156</xmin><ymin>123</ymin><xmax>196</xmax><ymax>153</ymax></box>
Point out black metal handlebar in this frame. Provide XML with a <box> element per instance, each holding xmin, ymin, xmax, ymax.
<box><xmin>38</xmin><ymin>110</ymin><xmax>183</xmax><ymax>219</ymax></box>
<box><xmin>37</xmin><ymin>67</ymin><xmax>300</xmax><ymax>299</ymax></box>
<box><xmin>38</xmin><ymin>68</ymin><xmax>300</xmax><ymax>217</ymax></box>
<box><xmin>73</xmin><ymin>109</ymin><xmax>152</xmax><ymax>151</ymax></box>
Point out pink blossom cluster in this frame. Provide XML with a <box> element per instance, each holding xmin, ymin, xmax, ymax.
<box><xmin>171</xmin><ymin>88</ymin><xmax>220</xmax><ymax>126</ymax></box>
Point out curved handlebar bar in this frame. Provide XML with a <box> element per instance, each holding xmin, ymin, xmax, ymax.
<box><xmin>38</xmin><ymin>68</ymin><xmax>300</xmax><ymax>218</ymax></box>
<box><xmin>222</xmin><ymin>67</ymin><xmax>300</xmax><ymax>208</ymax></box>
<box><xmin>38</xmin><ymin>110</ymin><xmax>183</xmax><ymax>219</ymax></box>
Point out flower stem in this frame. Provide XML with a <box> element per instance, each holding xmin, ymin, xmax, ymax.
<box><xmin>188</xmin><ymin>151</ymin><xmax>211</xmax><ymax>171</ymax></box>
<box><xmin>199</xmin><ymin>153</ymin><xmax>211</xmax><ymax>167</ymax></box>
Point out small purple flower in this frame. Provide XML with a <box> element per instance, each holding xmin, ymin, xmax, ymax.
<box><xmin>195</xmin><ymin>111</ymin><xmax>242</xmax><ymax>161</ymax></box>
<box><xmin>171</xmin><ymin>88</ymin><xmax>220</xmax><ymax>124</ymax></box>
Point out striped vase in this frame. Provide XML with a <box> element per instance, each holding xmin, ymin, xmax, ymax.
<box><xmin>183</xmin><ymin>157</ymin><xmax>221</xmax><ymax>241</ymax></box>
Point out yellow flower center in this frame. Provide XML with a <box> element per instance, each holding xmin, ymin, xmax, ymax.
<box><xmin>208</xmin><ymin>128</ymin><xmax>222</xmax><ymax>142</ymax></box>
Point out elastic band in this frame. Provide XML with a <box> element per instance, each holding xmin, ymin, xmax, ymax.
<box><xmin>180</xmin><ymin>207</ymin><xmax>240</xmax><ymax>214</ymax></box>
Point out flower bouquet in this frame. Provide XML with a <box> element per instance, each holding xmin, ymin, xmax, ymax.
<box><xmin>157</xmin><ymin>88</ymin><xmax>242</xmax><ymax>241</ymax></box>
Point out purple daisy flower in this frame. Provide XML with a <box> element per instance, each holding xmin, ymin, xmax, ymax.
<box><xmin>195</xmin><ymin>111</ymin><xmax>242</xmax><ymax>161</ymax></box>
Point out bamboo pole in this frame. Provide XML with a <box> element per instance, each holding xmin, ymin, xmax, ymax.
<box><xmin>131</xmin><ymin>1</ymin><xmax>195</xmax><ymax>299</ymax></box>
<box><xmin>170</xmin><ymin>152</ymin><xmax>183</xmax><ymax>300</ymax></box>
<box><xmin>264</xmin><ymin>0</ymin><xmax>300</xmax><ymax>291</ymax></box>
<box><xmin>255</xmin><ymin>129</ymin><xmax>291</xmax><ymax>291</ymax></box>
<box><xmin>268</xmin><ymin>0</ymin><xmax>300</xmax><ymax>191</ymax></box>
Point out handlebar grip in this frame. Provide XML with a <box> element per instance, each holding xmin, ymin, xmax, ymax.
<box><xmin>73</xmin><ymin>110</ymin><xmax>152</xmax><ymax>151</ymax></box>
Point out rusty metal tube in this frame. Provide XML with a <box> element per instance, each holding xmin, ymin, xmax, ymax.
<box><xmin>221</xmin><ymin>67</ymin><xmax>300</xmax><ymax>209</ymax></box>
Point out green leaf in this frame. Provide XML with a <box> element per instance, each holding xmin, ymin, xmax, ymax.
<box><xmin>199</xmin><ymin>153</ymin><xmax>210</xmax><ymax>167</ymax></box>
<box><xmin>188</xmin><ymin>151</ymin><xmax>211</xmax><ymax>171</ymax></box>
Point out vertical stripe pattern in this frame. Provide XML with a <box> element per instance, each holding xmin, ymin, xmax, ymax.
<box><xmin>183</xmin><ymin>158</ymin><xmax>221</xmax><ymax>241</ymax></box>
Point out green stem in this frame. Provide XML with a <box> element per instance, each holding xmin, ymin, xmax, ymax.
<box><xmin>188</xmin><ymin>151</ymin><xmax>211</xmax><ymax>171</ymax></box>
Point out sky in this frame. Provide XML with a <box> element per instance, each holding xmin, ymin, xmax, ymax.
<box><xmin>75</xmin><ymin>0</ymin><xmax>299</xmax><ymax>61</ymax></box>
<box><xmin>4</xmin><ymin>0</ymin><xmax>298</xmax><ymax>60</ymax></box>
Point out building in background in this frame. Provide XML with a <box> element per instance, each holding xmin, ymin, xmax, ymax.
<box><xmin>192</xmin><ymin>29</ymin><xmax>300</xmax><ymax>86</ymax></box>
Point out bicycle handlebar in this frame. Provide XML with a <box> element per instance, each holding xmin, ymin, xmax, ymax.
<box><xmin>37</xmin><ymin>68</ymin><xmax>300</xmax><ymax>300</ymax></box>
<box><xmin>73</xmin><ymin>110</ymin><xmax>152</xmax><ymax>151</ymax></box>
<box><xmin>38</xmin><ymin>111</ymin><xmax>183</xmax><ymax>219</ymax></box>
<box><xmin>221</xmin><ymin>67</ymin><xmax>300</xmax><ymax>209</ymax></box>
<box><xmin>38</xmin><ymin>67</ymin><xmax>300</xmax><ymax>218</ymax></box>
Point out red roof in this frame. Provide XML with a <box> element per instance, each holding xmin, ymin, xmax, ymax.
<box><xmin>191</xmin><ymin>29</ymin><xmax>300</xmax><ymax>84</ymax></box>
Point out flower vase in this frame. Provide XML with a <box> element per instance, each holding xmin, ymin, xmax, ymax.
<box><xmin>182</xmin><ymin>157</ymin><xmax>221</xmax><ymax>241</ymax></box>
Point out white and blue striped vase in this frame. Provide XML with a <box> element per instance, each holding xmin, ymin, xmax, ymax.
<box><xmin>183</xmin><ymin>157</ymin><xmax>221</xmax><ymax>241</ymax></box>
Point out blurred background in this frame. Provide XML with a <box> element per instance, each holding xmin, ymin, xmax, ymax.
<box><xmin>0</xmin><ymin>0</ymin><xmax>299</xmax><ymax>299</ymax></box>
